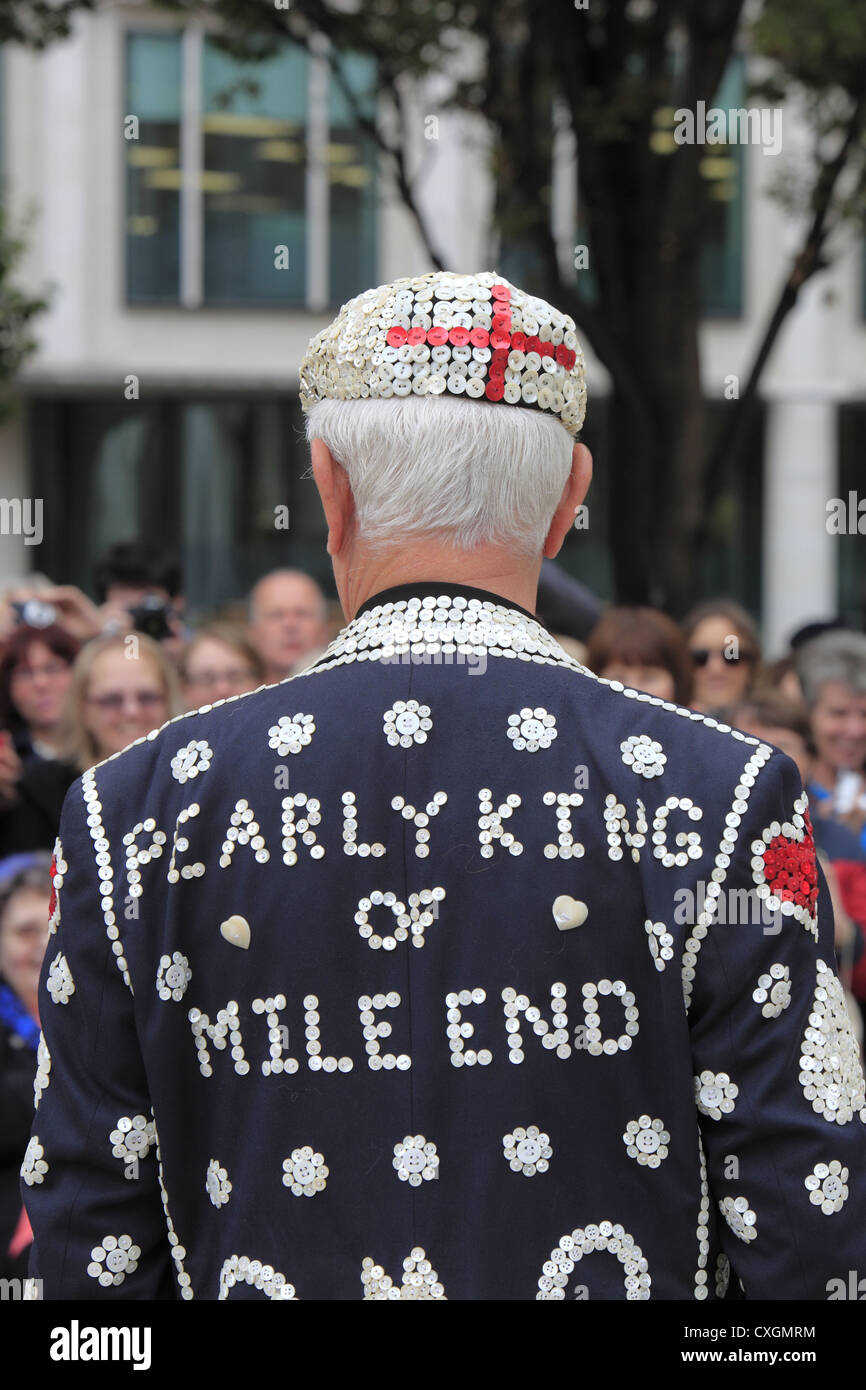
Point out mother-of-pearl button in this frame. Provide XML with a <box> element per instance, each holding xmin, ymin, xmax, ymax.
<box><xmin>552</xmin><ymin>895</ymin><xmax>588</xmax><ymax>931</ymax></box>
<box><xmin>220</xmin><ymin>915</ymin><xmax>251</xmax><ymax>950</ymax></box>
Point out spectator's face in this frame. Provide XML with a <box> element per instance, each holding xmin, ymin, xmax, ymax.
<box><xmin>83</xmin><ymin>648</ymin><xmax>170</xmax><ymax>760</ymax></box>
<box><xmin>250</xmin><ymin>577</ymin><xmax>328</xmax><ymax>676</ymax></box>
<box><xmin>9</xmin><ymin>639</ymin><xmax>72</xmax><ymax>735</ymax></box>
<box><xmin>737</xmin><ymin>719</ymin><xmax>810</xmax><ymax>785</ymax></box>
<box><xmin>0</xmin><ymin>886</ymin><xmax>50</xmax><ymax>1020</ymax></box>
<box><xmin>183</xmin><ymin>637</ymin><xmax>260</xmax><ymax>708</ymax></box>
<box><xmin>688</xmin><ymin>616</ymin><xmax>754</xmax><ymax>710</ymax></box>
<box><xmin>599</xmin><ymin>662</ymin><xmax>675</xmax><ymax>701</ymax></box>
<box><xmin>810</xmin><ymin>681</ymin><xmax>866</xmax><ymax>774</ymax></box>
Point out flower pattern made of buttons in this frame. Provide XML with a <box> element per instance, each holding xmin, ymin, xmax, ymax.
<box><xmin>507</xmin><ymin>706</ymin><xmax>557</xmax><ymax>752</ymax></box>
<box><xmin>645</xmin><ymin>919</ymin><xmax>674</xmax><ymax>972</ymax></box>
<box><xmin>87</xmin><ymin>1234</ymin><xmax>141</xmax><ymax>1288</ymax></box>
<box><xmin>800</xmin><ymin>959</ymin><xmax>866</xmax><ymax>1124</ymax></box>
<box><xmin>503</xmin><ymin>1125</ymin><xmax>551</xmax><ymax>1176</ymax></box>
<box><xmin>110</xmin><ymin>1114</ymin><xmax>156</xmax><ymax>1167</ymax></box>
<box><xmin>170</xmin><ymin>738</ymin><xmax>213</xmax><ymax>784</ymax></box>
<box><xmin>207</xmin><ymin>1158</ymin><xmax>232</xmax><ymax>1208</ymax></box>
<box><xmin>46</xmin><ymin>950</ymin><xmax>75</xmax><ymax>1005</ymax></box>
<box><xmin>156</xmin><ymin>951</ymin><xmax>191</xmax><ymax>1002</ymax></box>
<box><xmin>620</xmin><ymin>734</ymin><xmax>666</xmax><ymax>778</ymax></box>
<box><xmin>48</xmin><ymin>837</ymin><xmax>67</xmax><ymax>934</ymax></box>
<box><xmin>536</xmin><ymin>1223</ymin><xmax>651</xmax><ymax>1300</ymax></box>
<box><xmin>282</xmin><ymin>1146</ymin><xmax>329</xmax><ymax>1196</ymax></box>
<box><xmin>719</xmin><ymin>1195</ymin><xmax>757</xmax><ymax>1243</ymax></box>
<box><xmin>751</xmin><ymin>793</ymin><xmax>819</xmax><ymax>938</ymax></box>
<box><xmin>219</xmin><ymin>1255</ymin><xmax>297</xmax><ymax>1300</ymax></box>
<box><xmin>268</xmin><ymin>713</ymin><xmax>315</xmax><ymax>756</ymax></box>
<box><xmin>361</xmin><ymin>1247</ymin><xmax>446</xmax><ymax>1300</ymax></box>
<box><xmin>383</xmin><ymin>699</ymin><xmax>432</xmax><ymax>747</ymax></box>
<box><xmin>753</xmin><ymin>963</ymin><xmax>791</xmax><ymax>1019</ymax></box>
<box><xmin>805</xmin><ymin>1160</ymin><xmax>849</xmax><ymax>1214</ymax></box>
<box><xmin>393</xmin><ymin>1134</ymin><xmax>439</xmax><ymax>1185</ymax></box>
<box><xmin>695</xmin><ymin>1070</ymin><xmax>738</xmax><ymax>1120</ymax></box>
<box><xmin>33</xmin><ymin>1034</ymin><xmax>51</xmax><ymax>1109</ymax></box>
<box><xmin>21</xmin><ymin>1135</ymin><xmax>48</xmax><ymax>1186</ymax></box>
<box><xmin>622</xmin><ymin>1115</ymin><xmax>669</xmax><ymax>1167</ymax></box>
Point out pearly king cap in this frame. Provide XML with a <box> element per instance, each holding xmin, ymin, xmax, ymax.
<box><xmin>299</xmin><ymin>270</ymin><xmax>587</xmax><ymax>436</ymax></box>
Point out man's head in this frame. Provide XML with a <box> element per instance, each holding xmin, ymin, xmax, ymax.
<box><xmin>248</xmin><ymin>570</ymin><xmax>330</xmax><ymax>681</ymax></box>
<box><xmin>300</xmin><ymin>271</ymin><xmax>592</xmax><ymax>619</ymax></box>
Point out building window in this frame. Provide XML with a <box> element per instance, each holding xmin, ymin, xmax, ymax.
<box><xmin>125</xmin><ymin>30</ymin><xmax>376</xmax><ymax>308</ymax></box>
<box><xmin>29</xmin><ymin>394</ymin><xmax>329</xmax><ymax>616</ymax></box>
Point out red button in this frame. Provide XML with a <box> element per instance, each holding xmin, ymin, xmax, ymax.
<box><xmin>407</xmin><ymin>327</ymin><xmax>426</xmax><ymax>345</ymax></box>
<box><xmin>490</xmin><ymin>331</ymin><xmax>511</xmax><ymax>349</ymax></box>
<box><xmin>449</xmin><ymin>327</ymin><xmax>470</xmax><ymax>346</ymax></box>
<box><xmin>489</xmin><ymin>360</ymin><xmax>506</xmax><ymax>380</ymax></box>
<box><xmin>492</xmin><ymin>315</ymin><xmax>512</xmax><ymax>333</ymax></box>
<box><xmin>469</xmin><ymin>328</ymin><xmax>490</xmax><ymax>348</ymax></box>
<box><xmin>386</xmin><ymin>327</ymin><xmax>407</xmax><ymax>347</ymax></box>
<box><xmin>512</xmin><ymin>332</ymin><xmax>526</xmax><ymax>351</ymax></box>
<box><xmin>555</xmin><ymin>345</ymin><xmax>569</xmax><ymax>365</ymax></box>
<box><xmin>485</xmin><ymin>380</ymin><xmax>505</xmax><ymax>401</ymax></box>
<box><xmin>491</xmin><ymin>283</ymin><xmax>511</xmax><ymax>299</ymax></box>
<box><xmin>565</xmin><ymin>348</ymin><xmax>577</xmax><ymax>370</ymax></box>
<box><xmin>427</xmin><ymin>327</ymin><xmax>448</xmax><ymax>346</ymax></box>
<box><xmin>526</xmin><ymin>336</ymin><xmax>541</xmax><ymax>355</ymax></box>
<box><xmin>539</xmin><ymin>341</ymin><xmax>554</xmax><ymax>359</ymax></box>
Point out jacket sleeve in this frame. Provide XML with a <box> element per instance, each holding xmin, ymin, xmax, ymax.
<box><xmin>688</xmin><ymin>747</ymin><xmax>866</xmax><ymax>1299</ymax></box>
<box><xmin>22</xmin><ymin>776</ymin><xmax>178</xmax><ymax>1299</ymax></box>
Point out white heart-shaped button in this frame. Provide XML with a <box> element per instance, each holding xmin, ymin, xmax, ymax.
<box><xmin>552</xmin><ymin>895</ymin><xmax>588</xmax><ymax>931</ymax></box>
<box><xmin>220</xmin><ymin>914</ymin><xmax>251</xmax><ymax>950</ymax></box>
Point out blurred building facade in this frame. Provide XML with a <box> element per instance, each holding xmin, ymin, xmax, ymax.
<box><xmin>0</xmin><ymin>0</ymin><xmax>863</xmax><ymax>651</ymax></box>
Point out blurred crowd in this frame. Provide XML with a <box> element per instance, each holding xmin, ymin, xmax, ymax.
<box><xmin>3</xmin><ymin>543</ymin><xmax>866</xmax><ymax>1278</ymax></box>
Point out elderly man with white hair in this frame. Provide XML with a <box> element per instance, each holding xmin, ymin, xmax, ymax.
<box><xmin>23</xmin><ymin>272</ymin><xmax>866</xmax><ymax>1301</ymax></box>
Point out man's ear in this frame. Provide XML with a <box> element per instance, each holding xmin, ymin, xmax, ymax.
<box><xmin>310</xmin><ymin>438</ymin><xmax>353</xmax><ymax>557</ymax></box>
<box><xmin>543</xmin><ymin>442</ymin><xmax>592</xmax><ymax>559</ymax></box>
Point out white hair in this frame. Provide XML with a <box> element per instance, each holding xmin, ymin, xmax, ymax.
<box><xmin>304</xmin><ymin>395</ymin><xmax>574</xmax><ymax>557</ymax></box>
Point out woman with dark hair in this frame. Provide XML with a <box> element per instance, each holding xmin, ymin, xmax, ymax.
<box><xmin>585</xmin><ymin>607</ymin><xmax>693</xmax><ymax>706</ymax></box>
<box><xmin>0</xmin><ymin>623</ymin><xmax>80</xmax><ymax>762</ymax></box>
<box><xmin>0</xmin><ymin>852</ymin><xmax>52</xmax><ymax>1279</ymax></box>
<box><xmin>682</xmin><ymin>598</ymin><xmax>762</xmax><ymax>713</ymax></box>
<box><xmin>0</xmin><ymin>626</ymin><xmax>80</xmax><ymax>854</ymax></box>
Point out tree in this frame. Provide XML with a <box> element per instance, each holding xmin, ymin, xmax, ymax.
<box><xmin>0</xmin><ymin>208</ymin><xmax>50</xmax><ymax>423</ymax></box>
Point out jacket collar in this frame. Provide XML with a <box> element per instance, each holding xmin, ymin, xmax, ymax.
<box><xmin>355</xmin><ymin>581</ymin><xmax>542</xmax><ymax>628</ymax></box>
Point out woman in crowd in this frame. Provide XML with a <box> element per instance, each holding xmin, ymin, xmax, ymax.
<box><xmin>59</xmin><ymin>632</ymin><xmax>179</xmax><ymax>773</ymax></box>
<box><xmin>0</xmin><ymin>634</ymin><xmax>179</xmax><ymax>855</ymax></box>
<box><xmin>0</xmin><ymin>627</ymin><xmax>80</xmax><ymax>856</ymax></box>
<box><xmin>178</xmin><ymin>623</ymin><xmax>264</xmax><ymax>712</ymax></box>
<box><xmin>0</xmin><ymin>853</ymin><xmax>52</xmax><ymax>1279</ymax></box>
<box><xmin>683</xmin><ymin>598</ymin><xmax>762</xmax><ymax>713</ymax></box>
<box><xmin>584</xmin><ymin>606</ymin><xmax>693</xmax><ymax>705</ymax></box>
<box><xmin>795</xmin><ymin>630</ymin><xmax>866</xmax><ymax>853</ymax></box>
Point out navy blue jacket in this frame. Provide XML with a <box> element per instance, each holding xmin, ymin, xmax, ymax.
<box><xmin>22</xmin><ymin>583</ymin><xmax>866</xmax><ymax>1299</ymax></box>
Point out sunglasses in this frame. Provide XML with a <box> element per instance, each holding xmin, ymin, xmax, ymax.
<box><xmin>690</xmin><ymin>649</ymin><xmax>755</xmax><ymax>668</ymax></box>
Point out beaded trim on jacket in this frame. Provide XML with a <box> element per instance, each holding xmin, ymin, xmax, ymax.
<box><xmin>303</xmin><ymin>593</ymin><xmax>587</xmax><ymax>675</ymax></box>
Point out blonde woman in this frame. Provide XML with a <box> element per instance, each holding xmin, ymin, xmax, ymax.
<box><xmin>59</xmin><ymin>633</ymin><xmax>180</xmax><ymax>773</ymax></box>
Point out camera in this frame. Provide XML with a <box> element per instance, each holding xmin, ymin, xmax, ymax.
<box><xmin>129</xmin><ymin>596</ymin><xmax>174</xmax><ymax>643</ymax></box>
<box><xmin>11</xmin><ymin>598</ymin><xmax>57</xmax><ymax>629</ymax></box>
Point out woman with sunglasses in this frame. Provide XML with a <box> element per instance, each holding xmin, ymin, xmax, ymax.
<box><xmin>682</xmin><ymin>598</ymin><xmax>762</xmax><ymax>714</ymax></box>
